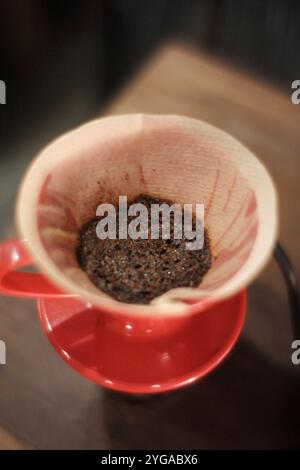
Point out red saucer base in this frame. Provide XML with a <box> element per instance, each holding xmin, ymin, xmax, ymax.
<box><xmin>38</xmin><ymin>291</ymin><xmax>246</xmax><ymax>394</ymax></box>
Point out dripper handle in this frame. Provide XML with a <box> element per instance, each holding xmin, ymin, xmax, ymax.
<box><xmin>0</xmin><ymin>239</ymin><xmax>66</xmax><ymax>298</ymax></box>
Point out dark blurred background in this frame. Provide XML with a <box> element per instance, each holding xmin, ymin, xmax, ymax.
<box><xmin>0</xmin><ymin>0</ymin><xmax>299</xmax><ymax>233</ymax></box>
<box><xmin>1</xmin><ymin>0</ymin><xmax>299</xmax><ymax>140</ymax></box>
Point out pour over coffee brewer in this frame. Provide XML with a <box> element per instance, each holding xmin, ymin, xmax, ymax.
<box><xmin>0</xmin><ymin>114</ymin><xmax>278</xmax><ymax>393</ymax></box>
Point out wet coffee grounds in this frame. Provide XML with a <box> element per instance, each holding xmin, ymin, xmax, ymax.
<box><xmin>77</xmin><ymin>194</ymin><xmax>212</xmax><ymax>304</ymax></box>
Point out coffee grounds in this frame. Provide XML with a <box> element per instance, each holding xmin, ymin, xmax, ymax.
<box><xmin>77</xmin><ymin>194</ymin><xmax>212</xmax><ymax>304</ymax></box>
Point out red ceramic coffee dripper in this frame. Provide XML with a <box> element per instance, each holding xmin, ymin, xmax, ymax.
<box><xmin>0</xmin><ymin>114</ymin><xmax>277</xmax><ymax>394</ymax></box>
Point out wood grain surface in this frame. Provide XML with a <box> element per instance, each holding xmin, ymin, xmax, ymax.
<box><xmin>0</xmin><ymin>44</ymin><xmax>300</xmax><ymax>449</ymax></box>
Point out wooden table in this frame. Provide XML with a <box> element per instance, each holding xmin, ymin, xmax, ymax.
<box><xmin>0</xmin><ymin>44</ymin><xmax>300</xmax><ymax>449</ymax></box>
